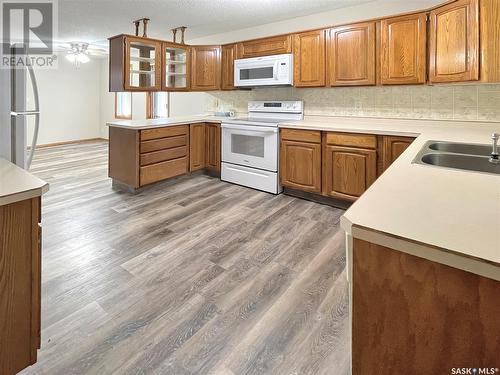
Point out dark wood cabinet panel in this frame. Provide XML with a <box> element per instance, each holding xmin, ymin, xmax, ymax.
<box><xmin>293</xmin><ymin>30</ymin><xmax>326</xmax><ymax>87</ymax></box>
<box><xmin>380</xmin><ymin>13</ymin><xmax>427</xmax><ymax>85</ymax></box>
<box><xmin>352</xmin><ymin>238</ymin><xmax>500</xmax><ymax>374</ymax></box>
<box><xmin>191</xmin><ymin>46</ymin><xmax>221</xmax><ymax>90</ymax></box>
<box><xmin>280</xmin><ymin>140</ymin><xmax>322</xmax><ymax>193</ymax></box>
<box><xmin>323</xmin><ymin>145</ymin><xmax>376</xmax><ymax>201</ymax></box>
<box><xmin>429</xmin><ymin>0</ymin><xmax>479</xmax><ymax>83</ymax></box>
<box><xmin>480</xmin><ymin>0</ymin><xmax>500</xmax><ymax>82</ymax></box>
<box><xmin>328</xmin><ymin>22</ymin><xmax>376</xmax><ymax>86</ymax></box>
<box><xmin>236</xmin><ymin>34</ymin><xmax>292</xmax><ymax>58</ymax></box>
<box><xmin>0</xmin><ymin>197</ymin><xmax>41</xmax><ymax>374</ymax></box>
<box><xmin>382</xmin><ymin>136</ymin><xmax>415</xmax><ymax>172</ymax></box>
<box><xmin>189</xmin><ymin>123</ymin><xmax>206</xmax><ymax>171</ymax></box>
<box><xmin>221</xmin><ymin>44</ymin><xmax>237</xmax><ymax>90</ymax></box>
<box><xmin>205</xmin><ymin>123</ymin><xmax>221</xmax><ymax>173</ymax></box>
<box><xmin>109</xmin><ymin>127</ymin><xmax>140</xmax><ymax>188</ymax></box>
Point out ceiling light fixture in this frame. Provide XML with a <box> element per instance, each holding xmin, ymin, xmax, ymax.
<box><xmin>66</xmin><ymin>43</ymin><xmax>90</xmax><ymax>67</ymax></box>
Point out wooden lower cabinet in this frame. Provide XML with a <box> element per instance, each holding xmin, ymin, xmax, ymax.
<box><xmin>279</xmin><ymin>129</ymin><xmax>408</xmax><ymax>203</ymax></box>
<box><xmin>382</xmin><ymin>136</ymin><xmax>415</xmax><ymax>171</ymax></box>
<box><xmin>323</xmin><ymin>145</ymin><xmax>377</xmax><ymax>201</ymax></box>
<box><xmin>205</xmin><ymin>123</ymin><xmax>221</xmax><ymax>173</ymax></box>
<box><xmin>0</xmin><ymin>197</ymin><xmax>41</xmax><ymax>375</ymax></box>
<box><xmin>280</xmin><ymin>140</ymin><xmax>322</xmax><ymax>193</ymax></box>
<box><xmin>189</xmin><ymin>123</ymin><xmax>206</xmax><ymax>171</ymax></box>
<box><xmin>109</xmin><ymin>123</ymin><xmax>221</xmax><ymax>190</ymax></box>
<box><xmin>140</xmin><ymin>157</ymin><xmax>188</xmax><ymax>186</ymax></box>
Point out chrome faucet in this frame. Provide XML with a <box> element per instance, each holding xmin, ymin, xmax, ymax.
<box><xmin>490</xmin><ymin>133</ymin><xmax>499</xmax><ymax>164</ymax></box>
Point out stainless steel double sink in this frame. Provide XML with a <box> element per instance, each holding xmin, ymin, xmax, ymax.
<box><xmin>414</xmin><ymin>141</ymin><xmax>500</xmax><ymax>175</ymax></box>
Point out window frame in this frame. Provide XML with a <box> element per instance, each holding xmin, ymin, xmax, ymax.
<box><xmin>114</xmin><ymin>92</ymin><xmax>132</xmax><ymax>120</ymax></box>
<box><xmin>146</xmin><ymin>92</ymin><xmax>169</xmax><ymax>119</ymax></box>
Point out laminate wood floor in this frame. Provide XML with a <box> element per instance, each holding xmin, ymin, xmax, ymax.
<box><xmin>20</xmin><ymin>140</ymin><xmax>349</xmax><ymax>375</ymax></box>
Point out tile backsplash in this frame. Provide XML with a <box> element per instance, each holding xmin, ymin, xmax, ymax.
<box><xmin>204</xmin><ymin>84</ymin><xmax>500</xmax><ymax>122</ymax></box>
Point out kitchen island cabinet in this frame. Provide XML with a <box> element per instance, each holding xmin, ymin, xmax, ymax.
<box><xmin>108</xmin><ymin>121</ymin><xmax>221</xmax><ymax>192</ymax></box>
<box><xmin>349</xmin><ymin>233</ymin><xmax>500</xmax><ymax>374</ymax></box>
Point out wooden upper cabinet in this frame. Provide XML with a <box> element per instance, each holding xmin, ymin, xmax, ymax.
<box><xmin>109</xmin><ymin>35</ymin><xmax>162</xmax><ymax>91</ymax></box>
<box><xmin>236</xmin><ymin>34</ymin><xmax>292</xmax><ymax>58</ymax></box>
<box><xmin>480</xmin><ymin>0</ymin><xmax>500</xmax><ymax>82</ymax></box>
<box><xmin>191</xmin><ymin>46</ymin><xmax>221</xmax><ymax>90</ymax></box>
<box><xmin>327</xmin><ymin>22</ymin><xmax>376</xmax><ymax>86</ymax></box>
<box><xmin>429</xmin><ymin>0</ymin><xmax>479</xmax><ymax>83</ymax></box>
<box><xmin>293</xmin><ymin>30</ymin><xmax>326</xmax><ymax>87</ymax></box>
<box><xmin>221</xmin><ymin>44</ymin><xmax>237</xmax><ymax>90</ymax></box>
<box><xmin>162</xmin><ymin>42</ymin><xmax>190</xmax><ymax>91</ymax></box>
<box><xmin>380</xmin><ymin>13</ymin><xmax>427</xmax><ymax>85</ymax></box>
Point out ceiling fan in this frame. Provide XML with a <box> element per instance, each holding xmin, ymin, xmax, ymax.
<box><xmin>54</xmin><ymin>41</ymin><xmax>108</xmax><ymax>67</ymax></box>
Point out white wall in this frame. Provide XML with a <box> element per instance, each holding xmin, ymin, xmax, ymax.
<box><xmin>99</xmin><ymin>57</ymin><xmax>115</xmax><ymax>139</ymax></box>
<box><xmin>98</xmin><ymin>57</ymin><xmax>150</xmax><ymax>139</ymax></box>
<box><xmin>27</xmin><ymin>53</ymin><xmax>103</xmax><ymax>145</ymax></box>
<box><xmin>169</xmin><ymin>92</ymin><xmax>209</xmax><ymax>116</ymax></box>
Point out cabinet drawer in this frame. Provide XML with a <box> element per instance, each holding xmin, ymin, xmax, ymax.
<box><xmin>140</xmin><ymin>146</ymin><xmax>187</xmax><ymax>166</ymax></box>
<box><xmin>140</xmin><ymin>125</ymin><xmax>188</xmax><ymax>141</ymax></box>
<box><xmin>140</xmin><ymin>157</ymin><xmax>188</xmax><ymax>186</ymax></box>
<box><xmin>325</xmin><ymin>132</ymin><xmax>376</xmax><ymax>149</ymax></box>
<box><xmin>281</xmin><ymin>129</ymin><xmax>321</xmax><ymax>143</ymax></box>
<box><xmin>140</xmin><ymin>135</ymin><xmax>187</xmax><ymax>153</ymax></box>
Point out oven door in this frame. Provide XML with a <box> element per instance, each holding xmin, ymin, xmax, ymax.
<box><xmin>222</xmin><ymin>123</ymin><xmax>278</xmax><ymax>172</ymax></box>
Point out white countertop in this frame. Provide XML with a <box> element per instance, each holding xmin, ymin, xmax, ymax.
<box><xmin>106</xmin><ymin>115</ymin><xmax>225</xmax><ymax>129</ymax></box>
<box><xmin>280</xmin><ymin>117</ymin><xmax>500</xmax><ymax>268</ymax></box>
<box><xmin>0</xmin><ymin>158</ymin><xmax>49</xmax><ymax>206</ymax></box>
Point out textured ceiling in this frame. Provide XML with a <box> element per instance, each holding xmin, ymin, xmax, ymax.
<box><xmin>57</xmin><ymin>0</ymin><xmax>376</xmax><ymax>46</ymax></box>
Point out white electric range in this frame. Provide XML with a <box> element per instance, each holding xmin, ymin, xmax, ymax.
<box><xmin>221</xmin><ymin>100</ymin><xmax>304</xmax><ymax>194</ymax></box>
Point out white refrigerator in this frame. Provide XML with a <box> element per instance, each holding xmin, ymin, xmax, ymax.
<box><xmin>0</xmin><ymin>44</ymin><xmax>41</xmax><ymax>169</ymax></box>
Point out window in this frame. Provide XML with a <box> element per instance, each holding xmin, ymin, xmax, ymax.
<box><xmin>147</xmin><ymin>92</ymin><xmax>169</xmax><ymax>119</ymax></box>
<box><xmin>115</xmin><ymin>92</ymin><xmax>132</xmax><ymax>119</ymax></box>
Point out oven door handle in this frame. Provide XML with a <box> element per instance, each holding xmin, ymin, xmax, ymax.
<box><xmin>221</xmin><ymin>123</ymin><xmax>278</xmax><ymax>133</ymax></box>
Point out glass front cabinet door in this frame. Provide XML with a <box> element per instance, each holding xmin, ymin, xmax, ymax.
<box><xmin>162</xmin><ymin>42</ymin><xmax>190</xmax><ymax>91</ymax></box>
<box><xmin>109</xmin><ymin>34</ymin><xmax>162</xmax><ymax>91</ymax></box>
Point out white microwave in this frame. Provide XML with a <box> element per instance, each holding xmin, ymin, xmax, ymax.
<box><xmin>234</xmin><ymin>53</ymin><xmax>293</xmax><ymax>87</ymax></box>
